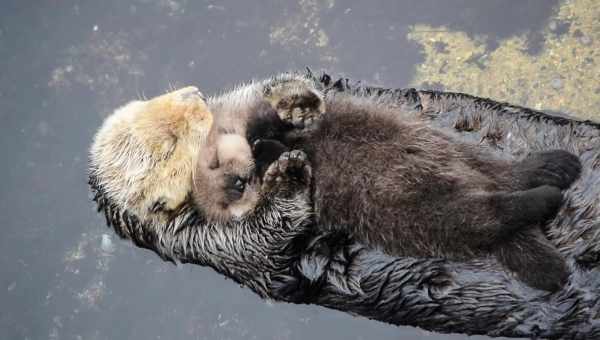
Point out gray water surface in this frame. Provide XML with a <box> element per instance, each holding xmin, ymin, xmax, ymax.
<box><xmin>5</xmin><ymin>1</ymin><xmax>594</xmax><ymax>339</ymax></box>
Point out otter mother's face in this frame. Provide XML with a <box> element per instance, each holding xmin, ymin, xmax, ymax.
<box><xmin>89</xmin><ymin>86</ymin><xmax>213</xmax><ymax>226</ymax></box>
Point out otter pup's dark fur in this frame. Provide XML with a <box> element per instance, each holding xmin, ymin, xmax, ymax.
<box><xmin>193</xmin><ymin>83</ymin><xmax>581</xmax><ymax>292</ymax></box>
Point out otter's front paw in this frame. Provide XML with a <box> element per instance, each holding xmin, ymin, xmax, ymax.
<box><xmin>264</xmin><ymin>80</ymin><xmax>324</xmax><ymax>129</ymax></box>
<box><xmin>514</xmin><ymin>150</ymin><xmax>582</xmax><ymax>190</ymax></box>
<box><xmin>262</xmin><ymin>150</ymin><xmax>312</xmax><ymax>196</ymax></box>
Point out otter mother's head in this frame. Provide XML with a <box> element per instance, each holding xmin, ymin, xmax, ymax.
<box><xmin>89</xmin><ymin>87</ymin><xmax>213</xmax><ymax>258</ymax></box>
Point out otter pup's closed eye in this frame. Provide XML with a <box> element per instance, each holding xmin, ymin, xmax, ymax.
<box><xmin>224</xmin><ymin>173</ymin><xmax>248</xmax><ymax>202</ymax></box>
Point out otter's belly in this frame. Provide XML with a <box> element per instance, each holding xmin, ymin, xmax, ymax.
<box><xmin>308</xmin><ymin>136</ymin><xmax>484</xmax><ymax>259</ymax></box>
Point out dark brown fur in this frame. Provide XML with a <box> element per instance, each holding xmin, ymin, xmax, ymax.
<box><xmin>194</xmin><ymin>88</ymin><xmax>581</xmax><ymax>292</ymax></box>
<box><xmin>264</xmin><ymin>94</ymin><xmax>580</xmax><ymax>292</ymax></box>
<box><xmin>286</xmin><ymin>97</ymin><xmax>578</xmax><ymax>290</ymax></box>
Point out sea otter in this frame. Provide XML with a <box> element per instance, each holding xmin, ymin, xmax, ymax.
<box><xmin>192</xmin><ymin>76</ymin><xmax>581</xmax><ymax>292</ymax></box>
<box><xmin>89</xmin><ymin>72</ymin><xmax>600</xmax><ymax>338</ymax></box>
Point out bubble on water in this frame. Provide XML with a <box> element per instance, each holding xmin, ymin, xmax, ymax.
<box><xmin>100</xmin><ymin>234</ymin><xmax>115</xmax><ymax>254</ymax></box>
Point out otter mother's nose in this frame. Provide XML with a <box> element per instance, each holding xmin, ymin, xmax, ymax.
<box><xmin>178</xmin><ymin>86</ymin><xmax>206</xmax><ymax>101</ymax></box>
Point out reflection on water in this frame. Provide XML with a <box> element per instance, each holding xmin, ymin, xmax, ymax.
<box><xmin>3</xmin><ymin>0</ymin><xmax>589</xmax><ymax>339</ymax></box>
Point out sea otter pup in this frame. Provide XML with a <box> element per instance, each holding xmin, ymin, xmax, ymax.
<box><xmin>191</xmin><ymin>75</ymin><xmax>322</xmax><ymax>223</ymax></box>
<box><xmin>192</xmin><ymin>77</ymin><xmax>582</xmax><ymax>292</ymax></box>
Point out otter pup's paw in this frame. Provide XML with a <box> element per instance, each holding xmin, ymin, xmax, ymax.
<box><xmin>263</xmin><ymin>79</ymin><xmax>325</xmax><ymax>129</ymax></box>
<box><xmin>514</xmin><ymin>150</ymin><xmax>582</xmax><ymax>190</ymax></box>
<box><xmin>262</xmin><ymin>150</ymin><xmax>312</xmax><ymax>197</ymax></box>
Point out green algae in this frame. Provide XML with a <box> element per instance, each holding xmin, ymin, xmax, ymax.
<box><xmin>408</xmin><ymin>0</ymin><xmax>600</xmax><ymax>121</ymax></box>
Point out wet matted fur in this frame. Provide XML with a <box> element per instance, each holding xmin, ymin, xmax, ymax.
<box><xmin>89</xmin><ymin>71</ymin><xmax>600</xmax><ymax>339</ymax></box>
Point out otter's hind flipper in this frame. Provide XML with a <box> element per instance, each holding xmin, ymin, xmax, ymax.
<box><xmin>512</xmin><ymin>150</ymin><xmax>582</xmax><ymax>190</ymax></box>
<box><xmin>495</xmin><ymin>228</ymin><xmax>568</xmax><ymax>292</ymax></box>
<box><xmin>491</xmin><ymin>186</ymin><xmax>567</xmax><ymax>291</ymax></box>
<box><xmin>459</xmin><ymin>185</ymin><xmax>563</xmax><ymax>248</ymax></box>
<box><xmin>492</xmin><ymin>185</ymin><xmax>563</xmax><ymax>229</ymax></box>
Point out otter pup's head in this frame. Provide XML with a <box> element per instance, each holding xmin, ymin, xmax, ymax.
<box><xmin>89</xmin><ymin>86</ymin><xmax>213</xmax><ymax>228</ymax></box>
<box><xmin>192</xmin><ymin>133</ymin><xmax>261</xmax><ymax>223</ymax></box>
<box><xmin>192</xmin><ymin>99</ymin><xmax>293</xmax><ymax>223</ymax></box>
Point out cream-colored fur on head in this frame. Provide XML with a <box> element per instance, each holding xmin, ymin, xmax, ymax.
<box><xmin>89</xmin><ymin>86</ymin><xmax>213</xmax><ymax>224</ymax></box>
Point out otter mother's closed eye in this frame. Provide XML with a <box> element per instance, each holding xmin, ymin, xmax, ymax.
<box><xmin>192</xmin><ymin>76</ymin><xmax>582</xmax><ymax>292</ymax></box>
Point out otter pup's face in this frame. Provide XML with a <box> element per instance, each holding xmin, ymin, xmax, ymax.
<box><xmin>193</xmin><ymin>134</ymin><xmax>261</xmax><ymax>222</ymax></box>
<box><xmin>90</xmin><ymin>86</ymin><xmax>213</xmax><ymax>225</ymax></box>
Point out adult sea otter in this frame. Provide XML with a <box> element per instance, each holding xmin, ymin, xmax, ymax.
<box><xmin>89</xmin><ymin>71</ymin><xmax>600</xmax><ymax>339</ymax></box>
